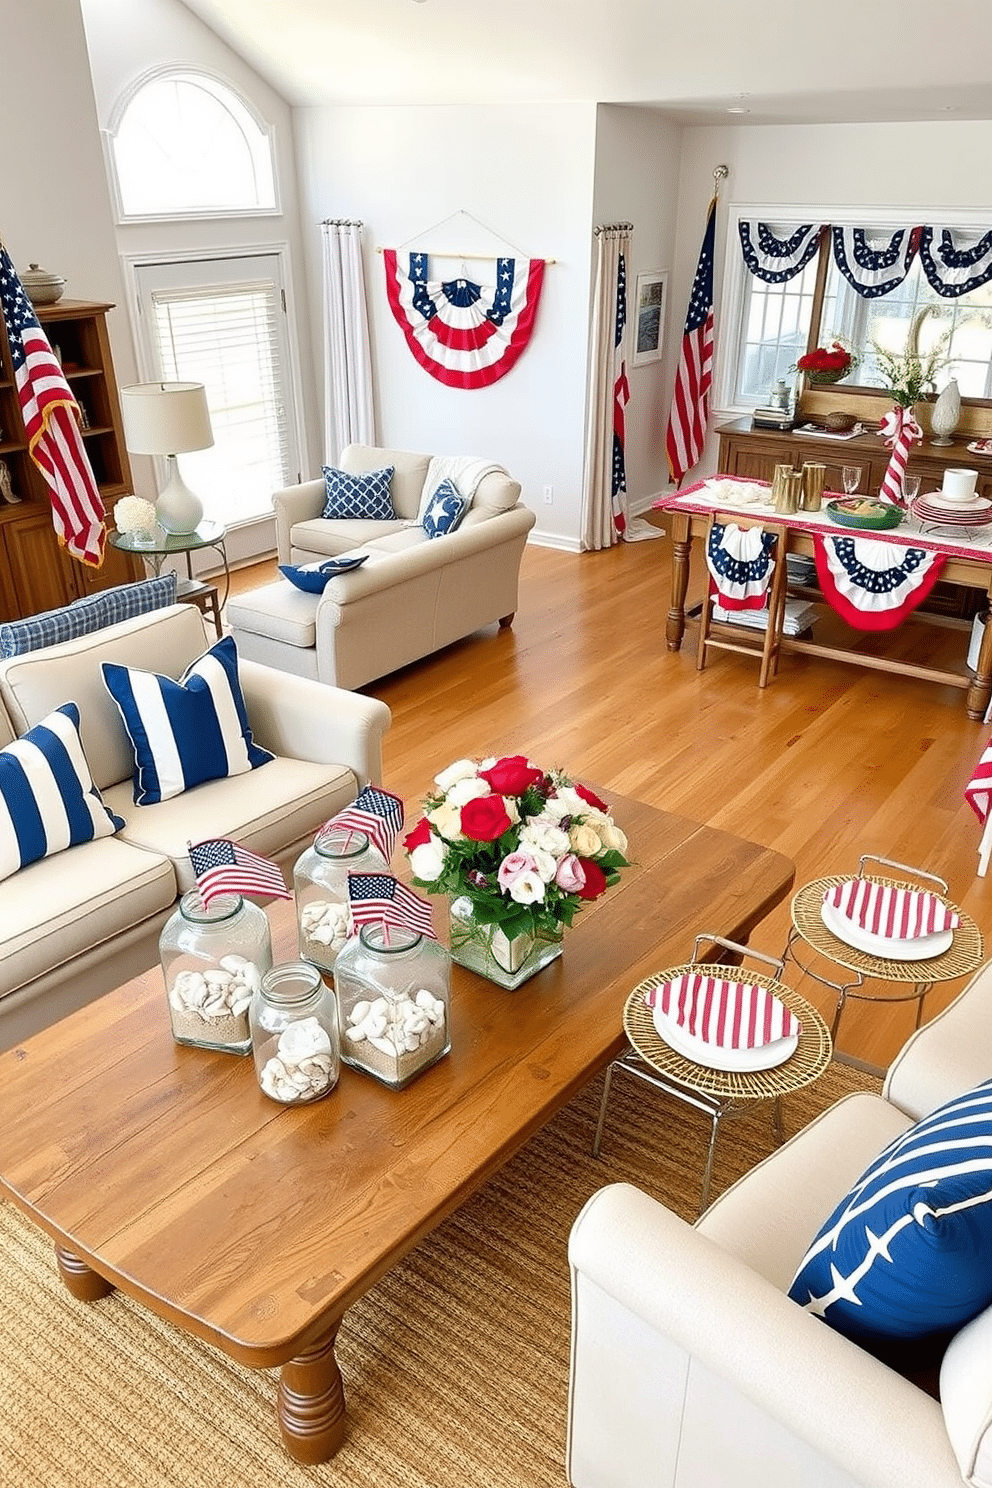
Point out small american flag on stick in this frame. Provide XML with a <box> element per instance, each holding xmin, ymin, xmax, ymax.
<box><xmin>348</xmin><ymin>872</ymin><xmax>437</xmax><ymax>940</ymax></box>
<box><xmin>188</xmin><ymin>838</ymin><xmax>291</xmax><ymax>909</ymax></box>
<box><xmin>323</xmin><ymin>786</ymin><xmax>404</xmax><ymax>864</ymax></box>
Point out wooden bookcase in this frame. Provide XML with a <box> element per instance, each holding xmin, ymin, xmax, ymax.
<box><xmin>0</xmin><ymin>299</ymin><xmax>143</xmax><ymax>621</ymax></box>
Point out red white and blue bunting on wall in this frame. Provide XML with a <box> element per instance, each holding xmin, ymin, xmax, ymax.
<box><xmin>811</xmin><ymin>533</ymin><xmax>945</xmax><ymax>631</ymax></box>
<box><xmin>738</xmin><ymin>221</ymin><xmax>992</xmax><ymax>299</ymax></box>
<box><xmin>382</xmin><ymin>250</ymin><xmax>545</xmax><ymax>389</ymax></box>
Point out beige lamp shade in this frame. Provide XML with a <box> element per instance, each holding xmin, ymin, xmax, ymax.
<box><xmin>119</xmin><ymin>382</ymin><xmax>214</xmax><ymax>535</ymax></box>
<box><xmin>119</xmin><ymin>382</ymin><xmax>214</xmax><ymax>457</ymax></box>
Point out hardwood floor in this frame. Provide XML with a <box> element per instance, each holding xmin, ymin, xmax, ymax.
<box><xmin>229</xmin><ymin>534</ymin><xmax>992</xmax><ymax>1069</ymax></box>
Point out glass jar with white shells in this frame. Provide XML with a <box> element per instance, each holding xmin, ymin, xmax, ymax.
<box><xmin>159</xmin><ymin>890</ymin><xmax>272</xmax><ymax>1054</ymax></box>
<box><xmin>333</xmin><ymin>924</ymin><xmax>451</xmax><ymax>1089</ymax></box>
<box><xmin>293</xmin><ymin>824</ymin><xmax>389</xmax><ymax>972</ymax></box>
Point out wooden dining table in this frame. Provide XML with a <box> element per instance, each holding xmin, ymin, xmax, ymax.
<box><xmin>655</xmin><ymin>480</ymin><xmax>992</xmax><ymax>718</ymax></box>
<box><xmin>0</xmin><ymin>792</ymin><xmax>794</xmax><ymax>1464</ymax></box>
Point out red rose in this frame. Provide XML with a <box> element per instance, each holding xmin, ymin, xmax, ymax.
<box><xmin>576</xmin><ymin>858</ymin><xmax>607</xmax><ymax>900</ymax></box>
<box><xmin>574</xmin><ymin>782</ymin><xmax>609</xmax><ymax>812</ymax></box>
<box><xmin>460</xmin><ymin>795</ymin><xmax>513</xmax><ymax>842</ymax></box>
<box><xmin>403</xmin><ymin>816</ymin><xmax>432</xmax><ymax>852</ymax></box>
<box><xmin>479</xmin><ymin>754</ymin><xmax>543</xmax><ymax>796</ymax></box>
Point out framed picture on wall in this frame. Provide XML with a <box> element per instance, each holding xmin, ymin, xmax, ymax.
<box><xmin>631</xmin><ymin>270</ymin><xmax>668</xmax><ymax>366</ymax></box>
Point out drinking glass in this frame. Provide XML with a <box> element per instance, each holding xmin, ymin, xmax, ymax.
<box><xmin>842</xmin><ymin>466</ymin><xmax>862</xmax><ymax>496</ymax></box>
<box><xmin>902</xmin><ymin>474</ymin><xmax>921</xmax><ymax>504</ymax></box>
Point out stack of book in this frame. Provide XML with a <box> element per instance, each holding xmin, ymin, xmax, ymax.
<box><xmin>712</xmin><ymin>598</ymin><xmax>819</xmax><ymax>636</ymax></box>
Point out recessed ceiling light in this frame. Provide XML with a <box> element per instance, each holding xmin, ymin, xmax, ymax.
<box><xmin>727</xmin><ymin>106</ymin><xmax>751</xmax><ymax>114</ymax></box>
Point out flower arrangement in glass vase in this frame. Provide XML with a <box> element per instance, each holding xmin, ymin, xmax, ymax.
<box><xmin>403</xmin><ymin>755</ymin><xmax>630</xmax><ymax>989</ymax></box>
<box><xmin>793</xmin><ymin>341</ymin><xmax>858</xmax><ymax>386</ymax></box>
<box><xmin>113</xmin><ymin>495</ymin><xmax>160</xmax><ymax>546</ymax></box>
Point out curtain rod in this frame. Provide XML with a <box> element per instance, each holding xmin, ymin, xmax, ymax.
<box><xmin>322</xmin><ymin>218</ymin><xmax>363</xmax><ymax>227</ymax></box>
<box><xmin>374</xmin><ymin>246</ymin><xmax>556</xmax><ymax>264</ymax></box>
<box><xmin>594</xmin><ymin>221</ymin><xmax>633</xmax><ymax>235</ymax></box>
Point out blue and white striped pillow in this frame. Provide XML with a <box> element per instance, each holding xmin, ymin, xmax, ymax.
<box><xmin>102</xmin><ymin>636</ymin><xmax>274</xmax><ymax>806</ymax></box>
<box><xmin>789</xmin><ymin>1078</ymin><xmax>992</xmax><ymax>1344</ymax></box>
<box><xmin>0</xmin><ymin>703</ymin><xmax>125</xmax><ymax>882</ymax></box>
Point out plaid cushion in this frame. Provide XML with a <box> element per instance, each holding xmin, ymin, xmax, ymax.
<box><xmin>321</xmin><ymin>465</ymin><xmax>397</xmax><ymax>521</ymax></box>
<box><xmin>0</xmin><ymin>574</ymin><xmax>178</xmax><ymax>659</ymax></box>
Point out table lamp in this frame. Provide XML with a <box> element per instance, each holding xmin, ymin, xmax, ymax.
<box><xmin>120</xmin><ymin>381</ymin><xmax>214</xmax><ymax>534</ymax></box>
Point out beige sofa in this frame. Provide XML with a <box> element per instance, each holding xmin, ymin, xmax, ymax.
<box><xmin>0</xmin><ymin>603</ymin><xmax>391</xmax><ymax>1050</ymax></box>
<box><xmin>226</xmin><ymin>444</ymin><xmax>537</xmax><ymax>690</ymax></box>
<box><xmin>567</xmin><ymin>966</ymin><xmax>992</xmax><ymax>1488</ymax></box>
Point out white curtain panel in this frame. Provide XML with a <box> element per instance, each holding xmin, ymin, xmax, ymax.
<box><xmin>321</xmin><ymin>220</ymin><xmax>375</xmax><ymax>462</ymax></box>
<box><xmin>581</xmin><ymin>225</ymin><xmax>631</xmax><ymax>551</ymax></box>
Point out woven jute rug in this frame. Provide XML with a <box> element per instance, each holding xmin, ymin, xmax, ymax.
<box><xmin>0</xmin><ymin>1059</ymin><xmax>879</xmax><ymax>1488</ymax></box>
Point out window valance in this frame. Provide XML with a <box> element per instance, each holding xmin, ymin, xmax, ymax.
<box><xmin>739</xmin><ymin>220</ymin><xmax>992</xmax><ymax>298</ymax></box>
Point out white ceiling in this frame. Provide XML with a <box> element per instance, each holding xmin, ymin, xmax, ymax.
<box><xmin>179</xmin><ymin>0</ymin><xmax>992</xmax><ymax>123</ymax></box>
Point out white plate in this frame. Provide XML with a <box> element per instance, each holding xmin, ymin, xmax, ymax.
<box><xmin>922</xmin><ymin>494</ymin><xmax>987</xmax><ymax>511</ymax></box>
<box><xmin>651</xmin><ymin>1003</ymin><xmax>799</xmax><ymax>1071</ymax></box>
<box><xmin>820</xmin><ymin>898</ymin><xmax>953</xmax><ymax>961</ymax></box>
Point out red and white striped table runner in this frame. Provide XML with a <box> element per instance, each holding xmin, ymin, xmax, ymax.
<box><xmin>823</xmin><ymin>879</ymin><xmax>959</xmax><ymax>939</ymax></box>
<box><xmin>644</xmin><ymin>972</ymin><xmax>800</xmax><ymax>1050</ymax></box>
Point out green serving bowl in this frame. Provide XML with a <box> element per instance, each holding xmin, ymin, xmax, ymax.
<box><xmin>825</xmin><ymin>498</ymin><xmax>903</xmax><ymax>531</ymax></box>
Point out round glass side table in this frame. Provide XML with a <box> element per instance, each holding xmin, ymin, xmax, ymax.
<box><xmin>781</xmin><ymin>856</ymin><xmax>984</xmax><ymax>1042</ymax></box>
<box><xmin>110</xmin><ymin>520</ymin><xmax>230</xmax><ymax>603</ymax></box>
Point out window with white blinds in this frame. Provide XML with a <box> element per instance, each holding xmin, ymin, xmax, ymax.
<box><xmin>133</xmin><ymin>254</ymin><xmax>300</xmax><ymax>530</ymax></box>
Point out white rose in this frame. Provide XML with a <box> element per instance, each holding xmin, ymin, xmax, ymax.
<box><xmin>446</xmin><ymin>776</ymin><xmax>491</xmax><ymax>807</ymax></box>
<box><xmin>528</xmin><ymin>847</ymin><xmax>559</xmax><ymax>883</ymax></box>
<box><xmin>569</xmin><ymin>822</ymin><xmax>603</xmax><ymax>857</ymax></box>
<box><xmin>428</xmin><ymin>799</ymin><xmax>465</xmax><ymax>841</ymax></box>
<box><xmin>548</xmin><ymin>786</ymin><xmax>587</xmax><ymax>819</ymax></box>
<box><xmin>434</xmin><ymin>759</ymin><xmax>479</xmax><ymax>792</ymax></box>
<box><xmin>599</xmin><ymin>819</ymin><xmax>628</xmax><ymax>854</ymax></box>
<box><xmin>508</xmin><ymin>870</ymin><xmax>546</xmax><ymax>904</ymax></box>
<box><xmin>409</xmin><ymin>837</ymin><xmax>448</xmax><ymax>882</ymax></box>
<box><xmin>518</xmin><ymin>821</ymin><xmax>570</xmax><ymax>857</ymax></box>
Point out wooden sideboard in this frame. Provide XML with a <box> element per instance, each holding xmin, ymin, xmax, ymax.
<box><xmin>716</xmin><ymin>418</ymin><xmax>992</xmax><ymax>619</ymax></box>
<box><xmin>0</xmin><ymin>299</ymin><xmax>143</xmax><ymax>622</ymax></box>
<box><xmin>716</xmin><ymin>417</ymin><xmax>992</xmax><ymax>501</ymax></box>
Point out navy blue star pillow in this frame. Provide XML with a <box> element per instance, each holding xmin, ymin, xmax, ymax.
<box><xmin>321</xmin><ymin>465</ymin><xmax>397</xmax><ymax>521</ymax></box>
<box><xmin>789</xmin><ymin>1078</ymin><xmax>992</xmax><ymax>1345</ymax></box>
<box><xmin>421</xmin><ymin>479</ymin><xmax>466</xmax><ymax>540</ymax></box>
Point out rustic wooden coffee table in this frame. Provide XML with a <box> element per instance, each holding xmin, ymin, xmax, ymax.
<box><xmin>0</xmin><ymin>795</ymin><xmax>793</xmax><ymax>1463</ymax></box>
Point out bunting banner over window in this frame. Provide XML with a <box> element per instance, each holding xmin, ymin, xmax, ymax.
<box><xmin>382</xmin><ymin>250</ymin><xmax>545</xmax><ymax>389</ymax></box>
<box><xmin>737</xmin><ymin>222</ymin><xmax>822</xmax><ymax>284</ymax></box>
<box><xmin>811</xmin><ymin>533</ymin><xmax>945</xmax><ymax>631</ymax></box>
<box><xmin>830</xmin><ymin>227</ymin><xmax>921</xmax><ymax>299</ymax></box>
<box><xmin>918</xmin><ymin>227</ymin><xmax>992</xmax><ymax>298</ymax></box>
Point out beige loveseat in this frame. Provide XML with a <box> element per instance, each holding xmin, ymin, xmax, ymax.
<box><xmin>0</xmin><ymin>603</ymin><xmax>391</xmax><ymax>1050</ymax></box>
<box><xmin>567</xmin><ymin>966</ymin><xmax>992</xmax><ymax>1488</ymax></box>
<box><xmin>226</xmin><ymin>444</ymin><xmax>537</xmax><ymax>690</ymax></box>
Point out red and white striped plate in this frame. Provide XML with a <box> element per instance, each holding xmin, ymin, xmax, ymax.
<box><xmin>644</xmin><ymin>972</ymin><xmax>801</xmax><ymax>1072</ymax></box>
<box><xmin>820</xmin><ymin>878</ymin><xmax>958</xmax><ymax>961</ymax></box>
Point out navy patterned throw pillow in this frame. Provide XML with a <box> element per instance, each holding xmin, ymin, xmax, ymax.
<box><xmin>789</xmin><ymin>1078</ymin><xmax>992</xmax><ymax>1344</ymax></box>
<box><xmin>421</xmin><ymin>479</ymin><xmax>466</xmax><ymax>540</ymax></box>
<box><xmin>321</xmin><ymin>465</ymin><xmax>397</xmax><ymax>521</ymax></box>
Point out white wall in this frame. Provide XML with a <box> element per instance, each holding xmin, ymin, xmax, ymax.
<box><xmin>593</xmin><ymin>105</ymin><xmax>682</xmax><ymax>510</ymax></box>
<box><xmin>294</xmin><ymin>101</ymin><xmax>598</xmax><ymax>549</ymax></box>
<box><xmin>0</xmin><ymin>1</ymin><xmax>123</xmax><ymax>339</ymax></box>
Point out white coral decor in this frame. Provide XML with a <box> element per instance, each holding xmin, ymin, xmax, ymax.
<box><xmin>113</xmin><ymin>496</ymin><xmax>158</xmax><ymax>535</ymax></box>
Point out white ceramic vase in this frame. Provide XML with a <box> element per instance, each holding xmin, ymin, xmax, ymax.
<box><xmin>930</xmin><ymin>377</ymin><xmax>961</xmax><ymax>447</ymax></box>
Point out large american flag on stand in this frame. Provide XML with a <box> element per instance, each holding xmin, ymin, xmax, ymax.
<box><xmin>0</xmin><ymin>246</ymin><xmax>106</xmax><ymax>567</ymax></box>
<box><xmin>610</xmin><ymin>251</ymin><xmax>630</xmax><ymax>536</ymax></box>
<box><xmin>665</xmin><ymin>197</ymin><xmax>716</xmax><ymax>487</ymax></box>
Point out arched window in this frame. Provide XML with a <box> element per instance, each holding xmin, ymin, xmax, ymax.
<box><xmin>109</xmin><ymin>69</ymin><xmax>277</xmax><ymax>220</ymax></box>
